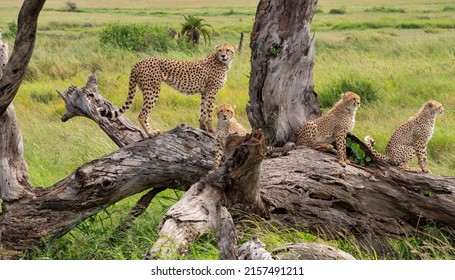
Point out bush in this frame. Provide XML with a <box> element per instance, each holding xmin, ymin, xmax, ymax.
<box><xmin>65</xmin><ymin>2</ymin><xmax>78</xmax><ymax>12</ymax></box>
<box><xmin>318</xmin><ymin>76</ymin><xmax>378</xmax><ymax>108</ymax></box>
<box><xmin>99</xmin><ymin>23</ymin><xmax>189</xmax><ymax>53</ymax></box>
<box><xmin>329</xmin><ymin>8</ymin><xmax>346</xmax><ymax>15</ymax></box>
<box><xmin>364</xmin><ymin>7</ymin><xmax>406</xmax><ymax>13</ymax></box>
<box><xmin>442</xmin><ymin>6</ymin><xmax>455</xmax><ymax>12</ymax></box>
<box><xmin>2</xmin><ymin>21</ymin><xmax>17</xmax><ymax>38</ymax></box>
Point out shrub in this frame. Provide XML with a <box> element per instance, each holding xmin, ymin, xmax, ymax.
<box><xmin>442</xmin><ymin>6</ymin><xmax>455</xmax><ymax>12</ymax></box>
<box><xmin>364</xmin><ymin>7</ymin><xmax>406</xmax><ymax>13</ymax></box>
<box><xmin>99</xmin><ymin>23</ymin><xmax>186</xmax><ymax>52</ymax></box>
<box><xmin>3</xmin><ymin>21</ymin><xmax>17</xmax><ymax>38</ymax></box>
<box><xmin>329</xmin><ymin>8</ymin><xmax>346</xmax><ymax>15</ymax></box>
<box><xmin>318</xmin><ymin>76</ymin><xmax>378</xmax><ymax>108</ymax></box>
<box><xmin>65</xmin><ymin>2</ymin><xmax>78</xmax><ymax>12</ymax></box>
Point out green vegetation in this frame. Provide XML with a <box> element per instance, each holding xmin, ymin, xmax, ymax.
<box><xmin>318</xmin><ymin>75</ymin><xmax>378</xmax><ymax>107</ymax></box>
<box><xmin>180</xmin><ymin>15</ymin><xmax>214</xmax><ymax>45</ymax></box>
<box><xmin>99</xmin><ymin>23</ymin><xmax>190</xmax><ymax>52</ymax></box>
<box><xmin>65</xmin><ymin>2</ymin><xmax>78</xmax><ymax>12</ymax></box>
<box><xmin>329</xmin><ymin>8</ymin><xmax>346</xmax><ymax>15</ymax></box>
<box><xmin>365</xmin><ymin>7</ymin><xmax>406</xmax><ymax>13</ymax></box>
<box><xmin>346</xmin><ymin>137</ymin><xmax>372</xmax><ymax>166</ymax></box>
<box><xmin>1</xmin><ymin>0</ymin><xmax>454</xmax><ymax>260</ymax></box>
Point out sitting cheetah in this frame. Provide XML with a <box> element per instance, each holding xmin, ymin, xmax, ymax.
<box><xmin>99</xmin><ymin>43</ymin><xmax>236</xmax><ymax>137</ymax></box>
<box><xmin>296</xmin><ymin>92</ymin><xmax>361</xmax><ymax>167</ymax></box>
<box><xmin>213</xmin><ymin>103</ymin><xmax>248</xmax><ymax>167</ymax></box>
<box><xmin>364</xmin><ymin>100</ymin><xmax>444</xmax><ymax>173</ymax></box>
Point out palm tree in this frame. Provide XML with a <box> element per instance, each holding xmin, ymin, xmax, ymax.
<box><xmin>180</xmin><ymin>15</ymin><xmax>214</xmax><ymax>45</ymax></box>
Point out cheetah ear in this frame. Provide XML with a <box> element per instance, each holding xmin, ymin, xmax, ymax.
<box><xmin>233</xmin><ymin>105</ymin><xmax>236</xmax><ymax>110</ymax></box>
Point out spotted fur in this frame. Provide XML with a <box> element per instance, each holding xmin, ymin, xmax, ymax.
<box><xmin>213</xmin><ymin>103</ymin><xmax>247</xmax><ymax>167</ymax></box>
<box><xmin>364</xmin><ymin>100</ymin><xmax>444</xmax><ymax>173</ymax></box>
<box><xmin>296</xmin><ymin>92</ymin><xmax>361</xmax><ymax>167</ymax></box>
<box><xmin>99</xmin><ymin>43</ymin><xmax>236</xmax><ymax>137</ymax></box>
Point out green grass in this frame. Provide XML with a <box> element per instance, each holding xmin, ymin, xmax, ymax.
<box><xmin>1</xmin><ymin>0</ymin><xmax>455</xmax><ymax>260</ymax></box>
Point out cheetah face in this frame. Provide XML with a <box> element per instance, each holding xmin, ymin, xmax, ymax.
<box><xmin>425</xmin><ymin>100</ymin><xmax>445</xmax><ymax>115</ymax></box>
<box><xmin>216</xmin><ymin>43</ymin><xmax>236</xmax><ymax>65</ymax></box>
<box><xmin>216</xmin><ymin>103</ymin><xmax>235</xmax><ymax>121</ymax></box>
<box><xmin>342</xmin><ymin>91</ymin><xmax>361</xmax><ymax>110</ymax></box>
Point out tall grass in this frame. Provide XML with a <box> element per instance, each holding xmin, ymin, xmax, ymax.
<box><xmin>1</xmin><ymin>0</ymin><xmax>454</xmax><ymax>259</ymax></box>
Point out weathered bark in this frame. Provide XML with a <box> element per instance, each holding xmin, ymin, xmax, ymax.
<box><xmin>0</xmin><ymin>0</ymin><xmax>46</xmax><ymax>116</ymax></box>
<box><xmin>238</xmin><ymin>238</ymin><xmax>355</xmax><ymax>260</ymax></box>
<box><xmin>271</xmin><ymin>243</ymin><xmax>355</xmax><ymax>260</ymax></box>
<box><xmin>0</xmin><ymin>104</ymin><xmax>34</xmax><ymax>202</ymax></box>
<box><xmin>0</xmin><ymin>34</ymin><xmax>34</xmax><ymax>202</ymax></box>
<box><xmin>216</xmin><ymin>204</ymin><xmax>238</xmax><ymax>260</ymax></box>
<box><xmin>146</xmin><ymin>130</ymin><xmax>268</xmax><ymax>259</ymax></box>
<box><xmin>261</xmin><ymin>146</ymin><xmax>455</xmax><ymax>254</ymax></box>
<box><xmin>58</xmin><ymin>72</ymin><xmax>146</xmax><ymax>147</ymax></box>
<box><xmin>0</xmin><ymin>123</ymin><xmax>216</xmax><ymax>251</ymax></box>
<box><xmin>248</xmin><ymin>0</ymin><xmax>321</xmax><ymax>146</ymax></box>
<box><xmin>238</xmin><ymin>237</ymin><xmax>274</xmax><ymax>260</ymax></box>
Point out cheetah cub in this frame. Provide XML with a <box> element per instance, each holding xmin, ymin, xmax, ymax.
<box><xmin>99</xmin><ymin>43</ymin><xmax>236</xmax><ymax>137</ymax></box>
<box><xmin>364</xmin><ymin>100</ymin><xmax>444</xmax><ymax>173</ymax></box>
<box><xmin>296</xmin><ymin>92</ymin><xmax>361</xmax><ymax>167</ymax></box>
<box><xmin>213</xmin><ymin>103</ymin><xmax>247</xmax><ymax>167</ymax></box>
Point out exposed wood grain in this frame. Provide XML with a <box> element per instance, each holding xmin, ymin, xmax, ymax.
<box><xmin>0</xmin><ymin>0</ymin><xmax>46</xmax><ymax>116</ymax></box>
<box><xmin>248</xmin><ymin>0</ymin><xmax>321</xmax><ymax>146</ymax></box>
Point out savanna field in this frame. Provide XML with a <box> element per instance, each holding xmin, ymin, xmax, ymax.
<box><xmin>1</xmin><ymin>0</ymin><xmax>455</xmax><ymax>259</ymax></box>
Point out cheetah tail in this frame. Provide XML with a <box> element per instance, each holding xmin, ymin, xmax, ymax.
<box><xmin>98</xmin><ymin>66</ymin><xmax>139</xmax><ymax>119</ymax></box>
<box><xmin>364</xmin><ymin>136</ymin><xmax>389</xmax><ymax>162</ymax></box>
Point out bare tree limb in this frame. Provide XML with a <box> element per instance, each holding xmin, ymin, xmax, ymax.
<box><xmin>0</xmin><ymin>0</ymin><xmax>46</xmax><ymax>116</ymax></box>
<box><xmin>57</xmin><ymin>72</ymin><xmax>146</xmax><ymax>147</ymax></box>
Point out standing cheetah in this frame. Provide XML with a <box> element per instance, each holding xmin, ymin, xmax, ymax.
<box><xmin>213</xmin><ymin>103</ymin><xmax>248</xmax><ymax>167</ymax></box>
<box><xmin>296</xmin><ymin>92</ymin><xmax>361</xmax><ymax>167</ymax></box>
<box><xmin>364</xmin><ymin>100</ymin><xmax>444</xmax><ymax>173</ymax></box>
<box><xmin>99</xmin><ymin>43</ymin><xmax>236</xmax><ymax>137</ymax></box>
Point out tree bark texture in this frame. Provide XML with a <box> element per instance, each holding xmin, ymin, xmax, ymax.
<box><xmin>146</xmin><ymin>130</ymin><xmax>268</xmax><ymax>259</ymax></box>
<box><xmin>261</xmin><ymin>146</ymin><xmax>455</xmax><ymax>253</ymax></box>
<box><xmin>0</xmin><ymin>122</ymin><xmax>216</xmax><ymax>251</ymax></box>
<box><xmin>0</xmin><ymin>33</ymin><xmax>34</xmax><ymax>202</ymax></box>
<box><xmin>247</xmin><ymin>0</ymin><xmax>321</xmax><ymax>146</ymax></box>
<box><xmin>0</xmin><ymin>0</ymin><xmax>46</xmax><ymax>116</ymax></box>
<box><xmin>58</xmin><ymin>72</ymin><xmax>146</xmax><ymax>147</ymax></box>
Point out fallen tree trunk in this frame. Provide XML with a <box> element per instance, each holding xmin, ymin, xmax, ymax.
<box><xmin>2</xmin><ymin>71</ymin><xmax>455</xmax><ymax>257</ymax></box>
<box><xmin>146</xmin><ymin>129</ymin><xmax>455</xmax><ymax>258</ymax></box>
<box><xmin>146</xmin><ymin>130</ymin><xmax>268</xmax><ymax>259</ymax></box>
<box><xmin>261</xmin><ymin>146</ymin><xmax>455</xmax><ymax>253</ymax></box>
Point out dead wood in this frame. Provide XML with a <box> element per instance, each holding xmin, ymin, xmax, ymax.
<box><xmin>271</xmin><ymin>243</ymin><xmax>355</xmax><ymax>260</ymax></box>
<box><xmin>248</xmin><ymin>0</ymin><xmax>321</xmax><ymax>146</ymax></box>
<box><xmin>57</xmin><ymin>72</ymin><xmax>146</xmax><ymax>147</ymax></box>
<box><xmin>146</xmin><ymin>130</ymin><xmax>268</xmax><ymax>259</ymax></box>
<box><xmin>2</xmin><ymin>69</ymin><xmax>455</xmax><ymax>257</ymax></box>
<box><xmin>2</xmin><ymin>0</ymin><xmax>455</xmax><ymax>260</ymax></box>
